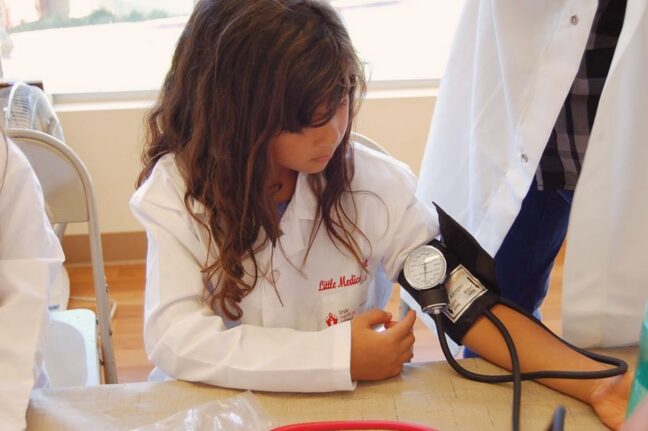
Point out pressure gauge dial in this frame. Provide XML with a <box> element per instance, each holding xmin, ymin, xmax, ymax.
<box><xmin>403</xmin><ymin>245</ymin><xmax>447</xmax><ymax>290</ymax></box>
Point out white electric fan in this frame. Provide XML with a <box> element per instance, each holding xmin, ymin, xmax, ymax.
<box><xmin>0</xmin><ymin>81</ymin><xmax>70</xmax><ymax>310</ymax></box>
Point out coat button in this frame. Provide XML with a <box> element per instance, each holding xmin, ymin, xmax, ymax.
<box><xmin>521</xmin><ymin>153</ymin><xmax>529</xmax><ymax>163</ymax></box>
<box><xmin>570</xmin><ymin>15</ymin><xmax>579</xmax><ymax>25</ymax></box>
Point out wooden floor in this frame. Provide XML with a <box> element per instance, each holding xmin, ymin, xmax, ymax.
<box><xmin>67</xmin><ymin>246</ymin><xmax>564</xmax><ymax>383</ymax></box>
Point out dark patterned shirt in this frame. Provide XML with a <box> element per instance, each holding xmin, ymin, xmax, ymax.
<box><xmin>536</xmin><ymin>0</ymin><xmax>627</xmax><ymax>190</ymax></box>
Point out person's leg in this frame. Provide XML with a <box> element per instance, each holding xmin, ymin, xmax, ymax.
<box><xmin>463</xmin><ymin>179</ymin><xmax>572</xmax><ymax>358</ymax></box>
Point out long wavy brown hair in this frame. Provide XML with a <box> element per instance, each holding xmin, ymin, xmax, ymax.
<box><xmin>137</xmin><ymin>0</ymin><xmax>367</xmax><ymax>320</ymax></box>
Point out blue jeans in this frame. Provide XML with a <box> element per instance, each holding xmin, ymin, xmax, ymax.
<box><xmin>464</xmin><ymin>178</ymin><xmax>573</xmax><ymax>358</ymax></box>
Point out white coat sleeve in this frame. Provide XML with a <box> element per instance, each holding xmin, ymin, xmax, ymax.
<box><xmin>130</xmin><ymin>164</ymin><xmax>353</xmax><ymax>392</ymax></box>
<box><xmin>354</xmin><ymin>148</ymin><xmax>439</xmax><ymax>281</ymax></box>
<box><xmin>380</xmin><ymin>186</ymin><xmax>439</xmax><ymax>281</ymax></box>
<box><xmin>0</xmin><ymin>138</ymin><xmax>63</xmax><ymax>431</ymax></box>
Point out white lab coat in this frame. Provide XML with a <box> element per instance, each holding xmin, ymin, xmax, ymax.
<box><xmin>0</xmin><ymin>135</ymin><xmax>63</xmax><ymax>430</ymax></box>
<box><xmin>417</xmin><ymin>0</ymin><xmax>648</xmax><ymax>347</ymax></box>
<box><xmin>130</xmin><ymin>144</ymin><xmax>438</xmax><ymax>392</ymax></box>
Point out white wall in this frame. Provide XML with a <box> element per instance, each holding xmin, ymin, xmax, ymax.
<box><xmin>55</xmin><ymin>90</ymin><xmax>436</xmax><ymax>234</ymax></box>
<box><xmin>356</xmin><ymin>90</ymin><xmax>436</xmax><ymax>175</ymax></box>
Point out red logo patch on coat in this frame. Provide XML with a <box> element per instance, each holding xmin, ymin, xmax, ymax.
<box><xmin>326</xmin><ymin>313</ymin><xmax>339</xmax><ymax>327</ymax></box>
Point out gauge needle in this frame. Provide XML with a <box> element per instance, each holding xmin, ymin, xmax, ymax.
<box><xmin>424</xmin><ymin>261</ymin><xmax>427</xmax><ymax>284</ymax></box>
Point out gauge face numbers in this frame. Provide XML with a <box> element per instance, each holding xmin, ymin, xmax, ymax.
<box><xmin>403</xmin><ymin>245</ymin><xmax>447</xmax><ymax>290</ymax></box>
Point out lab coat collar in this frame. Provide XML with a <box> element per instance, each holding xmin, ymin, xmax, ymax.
<box><xmin>291</xmin><ymin>172</ymin><xmax>319</xmax><ymax>221</ymax></box>
<box><xmin>189</xmin><ymin>172</ymin><xmax>318</xmax><ymax>220</ymax></box>
<box><xmin>188</xmin><ymin>171</ymin><xmax>319</xmax><ymax>259</ymax></box>
<box><xmin>191</xmin><ymin>197</ymin><xmax>206</xmax><ymax>216</ymax></box>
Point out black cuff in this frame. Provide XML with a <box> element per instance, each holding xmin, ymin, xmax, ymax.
<box><xmin>442</xmin><ymin>293</ymin><xmax>500</xmax><ymax>345</ymax></box>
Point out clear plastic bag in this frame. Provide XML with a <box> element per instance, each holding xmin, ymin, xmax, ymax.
<box><xmin>132</xmin><ymin>391</ymin><xmax>276</xmax><ymax>431</ymax></box>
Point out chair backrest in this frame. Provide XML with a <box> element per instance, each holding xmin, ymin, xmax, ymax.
<box><xmin>351</xmin><ymin>131</ymin><xmax>392</xmax><ymax>156</ymax></box>
<box><xmin>6</xmin><ymin>128</ymin><xmax>118</xmax><ymax>384</ymax></box>
<box><xmin>7</xmin><ymin>128</ymin><xmax>87</xmax><ymax>223</ymax></box>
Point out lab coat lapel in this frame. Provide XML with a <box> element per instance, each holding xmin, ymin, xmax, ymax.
<box><xmin>278</xmin><ymin>173</ymin><xmax>318</xmax><ymax>259</ymax></box>
<box><xmin>606</xmin><ymin>0</ymin><xmax>646</xmax><ymax>78</ymax></box>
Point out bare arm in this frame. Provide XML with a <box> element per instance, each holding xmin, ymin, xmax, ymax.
<box><xmin>463</xmin><ymin>304</ymin><xmax>631</xmax><ymax>429</ymax></box>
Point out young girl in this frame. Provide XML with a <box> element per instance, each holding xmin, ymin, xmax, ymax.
<box><xmin>131</xmin><ymin>0</ymin><xmax>428</xmax><ymax>392</ymax></box>
<box><xmin>131</xmin><ymin>1</ymin><xmax>630</xmax><ymax>427</ymax></box>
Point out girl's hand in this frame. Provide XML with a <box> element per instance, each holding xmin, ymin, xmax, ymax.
<box><xmin>590</xmin><ymin>370</ymin><xmax>633</xmax><ymax>430</ymax></box>
<box><xmin>350</xmin><ymin>309</ymin><xmax>416</xmax><ymax>381</ymax></box>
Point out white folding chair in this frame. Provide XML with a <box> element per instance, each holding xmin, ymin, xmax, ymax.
<box><xmin>350</xmin><ymin>131</ymin><xmax>391</xmax><ymax>155</ymax></box>
<box><xmin>7</xmin><ymin>128</ymin><xmax>118</xmax><ymax>384</ymax></box>
<box><xmin>351</xmin><ymin>131</ymin><xmax>461</xmax><ymax>357</ymax></box>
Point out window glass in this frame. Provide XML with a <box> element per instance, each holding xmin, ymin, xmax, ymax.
<box><xmin>0</xmin><ymin>0</ymin><xmax>462</xmax><ymax>95</ymax></box>
<box><xmin>337</xmin><ymin>0</ymin><xmax>463</xmax><ymax>82</ymax></box>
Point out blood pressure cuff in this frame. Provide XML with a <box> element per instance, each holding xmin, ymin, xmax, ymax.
<box><xmin>398</xmin><ymin>204</ymin><xmax>502</xmax><ymax>345</ymax></box>
<box><xmin>441</xmin><ymin>284</ymin><xmax>500</xmax><ymax>345</ymax></box>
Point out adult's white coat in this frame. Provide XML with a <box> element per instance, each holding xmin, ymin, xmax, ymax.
<box><xmin>0</xmin><ymin>135</ymin><xmax>63</xmax><ymax>430</ymax></box>
<box><xmin>417</xmin><ymin>0</ymin><xmax>648</xmax><ymax>348</ymax></box>
<box><xmin>130</xmin><ymin>145</ymin><xmax>437</xmax><ymax>392</ymax></box>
